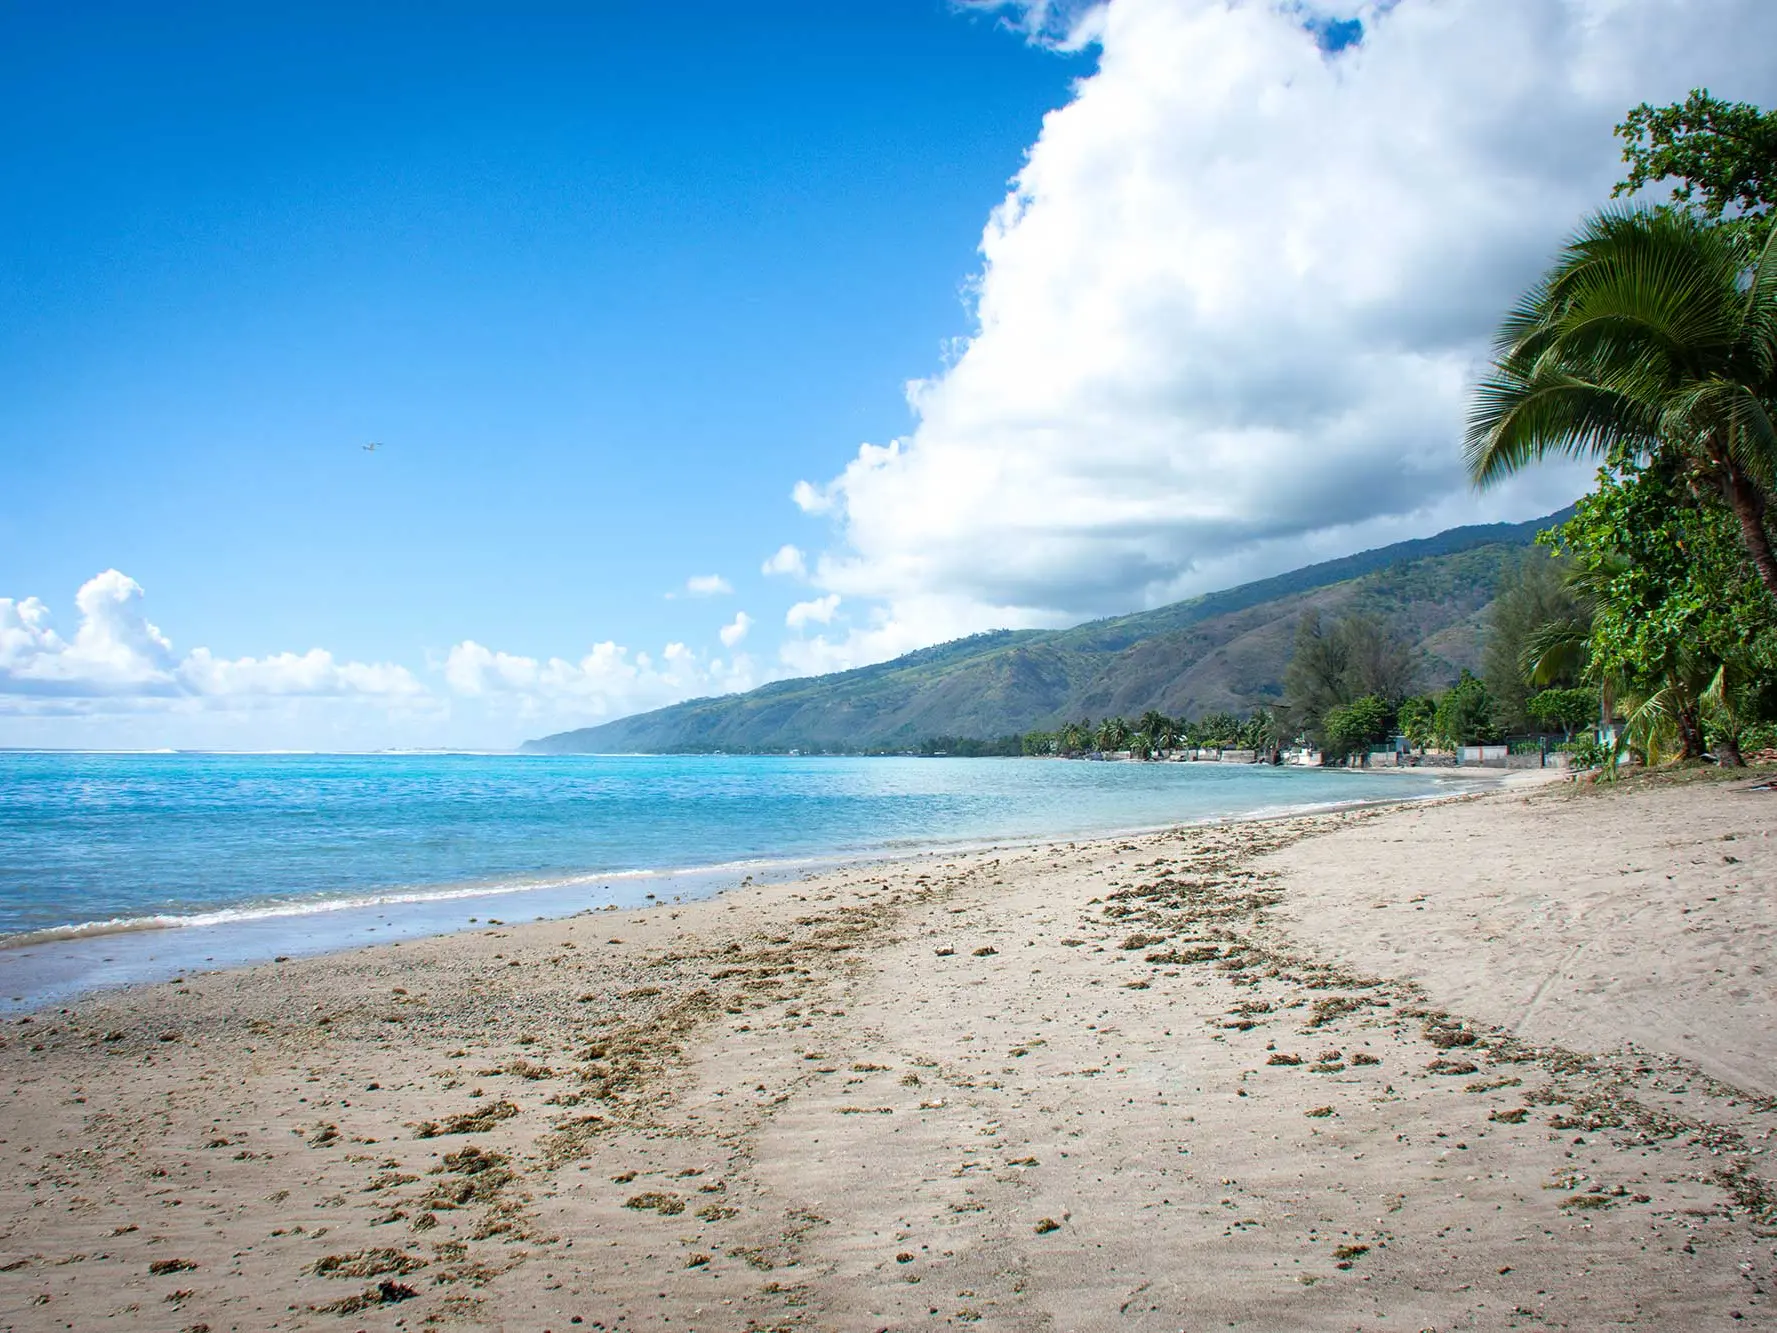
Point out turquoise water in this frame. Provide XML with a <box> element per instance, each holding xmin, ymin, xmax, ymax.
<box><xmin>0</xmin><ymin>752</ymin><xmax>1457</xmax><ymax>1007</ymax></box>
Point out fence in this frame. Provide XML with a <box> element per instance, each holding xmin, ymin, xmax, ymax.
<box><xmin>1353</xmin><ymin>733</ymin><xmax>1573</xmax><ymax>769</ymax></box>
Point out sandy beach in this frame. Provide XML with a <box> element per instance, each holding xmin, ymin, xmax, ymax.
<box><xmin>2</xmin><ymin>770</ymin><xmax>1774</xmax><ymax>1331</ymax></box>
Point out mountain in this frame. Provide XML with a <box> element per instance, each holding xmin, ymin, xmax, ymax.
<box><xmin>525</xmin><ymin>511</ymin><xmax>1570</xmax><ymax>753</ymax></box>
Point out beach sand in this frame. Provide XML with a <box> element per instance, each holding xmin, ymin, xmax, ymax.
<box><xmin>2</xmin><ymin>769</ymin><xmax>1774</xmax><ymax>1330</ymax></box>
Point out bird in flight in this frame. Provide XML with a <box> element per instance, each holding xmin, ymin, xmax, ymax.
<box><xmin>363</xmin><ymin>442</ymin><xmax>382</xmax><ymax>452</ymax></box>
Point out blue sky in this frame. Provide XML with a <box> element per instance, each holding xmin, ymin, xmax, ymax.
<box><xmin>3</xmin><ymin>2</ymin><xmax>1080</xmax><ymax>664</ymax></box>
<box><xmin>4</xmin><ymin>1</ymin><xmax>1773</xmax><ymax>748</ymax></box>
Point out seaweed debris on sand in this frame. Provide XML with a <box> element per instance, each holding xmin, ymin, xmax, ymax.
<box><xmin>2</xmin><ymin>769</ymin><xmax>1774</xmax><ymax>1329</ymax></box>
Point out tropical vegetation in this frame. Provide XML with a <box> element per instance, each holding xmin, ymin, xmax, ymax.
<box><xmin>1463</xmin><ymin>89</ymin><xmax>1777</xmax><ymax>769</ymax></box>
<box><xmin>526</xmin><ymin>515</ymin><xmax>1561</xmax><ymax>756</ymax></box>
<box><xmin>1020</xmin><ymin>708</ymin><xmax>1278</xmax><ymax>761</ymax></box>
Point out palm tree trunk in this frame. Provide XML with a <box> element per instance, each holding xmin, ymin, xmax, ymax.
<box><xmin>1724</xmin><ymin>472</ymin><xmax>1777</xmax><ymax>602</ymax></box>
<box><xmin>1673</xmin><ymin>677</ymin><xmax>1706</xmax><ymax>762</ymax></box>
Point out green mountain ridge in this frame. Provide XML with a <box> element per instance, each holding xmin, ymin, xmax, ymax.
<box><xmin>525</xmin><ymin>511</ymin><xmax>1570</xmax><ymax>753</ymax></box>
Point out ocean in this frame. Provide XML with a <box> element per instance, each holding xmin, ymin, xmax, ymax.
<box><xmin>0</xmin><ymin>751</ymin><xmax>1458</xmax><ymax>1008</ymax></box>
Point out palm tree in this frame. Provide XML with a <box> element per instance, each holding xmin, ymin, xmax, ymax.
<box><xmin>1196</xmin><ymin>711</ymin><xmax>1241</xmax><ymax>748</ymax></box>
<box><xmin>1096</xmin><ymin>717</ymin><xmax>1130</xmax><ymax>754</ymax></box>
<box><xmin>1154</xmin><ymin>714</ymin><xmax>1181</xmax><ymax>755</ymax></box>
<box><xmin>1700</xmin><ymin>656</ymin><xmax>1756</xmax><ymax>767</ymax></box>
<box><xmin>1466</xmin><ymin>208</ymin><xmax>1777</xmax><ymax>599</ymax></box>
<box><xmin>1519</xmin><ymin>555</ymin><xmax>1619</xmax><ymax>743</ymax></box>
<box><xmin>1612</xmin><ymin>645</ymin><xmax>1716</xmax><ymax>766</ymax></box>
<box><xmin>1136</xmin><ymin>710</ymin><xmax>1173</xmax><ymax>755</ymax></box>
<box><xmin>1244</xmin><ymin>708</ymin><xmax>1289</xmax><ymax>762</ymax></box>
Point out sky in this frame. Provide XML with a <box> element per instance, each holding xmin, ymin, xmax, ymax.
<box><xmin>3</xmin><ymin>0</ymin><xmax>1775</xmax><ymax>750</ymax></box>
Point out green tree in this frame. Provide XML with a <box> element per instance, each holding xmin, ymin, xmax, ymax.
<box><xmin>1321</xmin><ymin>695</ymin><xmax>1396</xmax><ymax>762</ymax></box>
<box><xmin>1283</xmin><ymin>611</ymin><xmax>1349</xmax><ymax>728</ymax></box>
<box><xmin>1242</xmin><ymin>707</ymin><xmax>1287</xmax><ymax>762</ymax></box>
<box><xmin>1095</xmin><ymin>716</ymin><xmax>1130</xmax><ymax>753</ymax></box>
<box><xmin>1434</xmin><ymin>672</ymin><xmax>1503</xmax><ymax>748</ymax></box>
<box><xmin>1484</xmin><ymin>552</ymin><xmax>1585</xmax><ymax>729</ymax></box>
<box><xmin>1341</xmin><ymin>614</ymin><xmax>1416</xmax><ymax>701</ymax></box>
<box><xmin>1547</xmin><ymin>457</ymin><xmax>1777</xmax><ymax>764</ymax></box>
<box><xmin>1283</xmin><ymin>611</ymin><xmax>1415</xmax><ymax>741</ymax></box>
<box><xmin>1518</xmin><ymin>560</ymin><xmax>1606</xmax><ymax>689</ymax></box>
<box><xmin>1396</xmin><ymin>696</ymin><xmax>1438</xmax><ymax>751</ymax></box>
<box><xmin>1465</xmin><ymin>205</ymin><xmax>1777</xmax><ymax>600</ymax></box>
<box><xmin>1616</xmin><ymin>90</ymin><xmax>1777</xmax><ymax>248</ymax></box>
<box><xmin>1136</xmin><ymin>710</ymin><xmax>1172</xmax><ymax>753</ymax></box>
<box><xmin>1526</xmin><ymin>687</ymin><xmax>1597</xmax><ymax>741</ymax></box>
<box><xmin>1195</xmin><ymin>711</ymin><xmax>1243</xmax><ymax>748</ymax></box>
<box><xmin>1154</xmin><ymin>714</ymin><xmax>1181</xmax><ymax>753</ymax></box>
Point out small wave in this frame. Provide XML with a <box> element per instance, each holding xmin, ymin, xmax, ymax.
<box><xmin>0</xmin><ymin>916</ymin><xmax>190</xmax><ymax>947</ymax></box>
<box><xmin>0</xmin><ymin>852</ymin><xmax>825</xmax><ymax>951</ymax></box>
<box><xmin>0</xmin><ymin>778</ymin><xmax>1457</xmax><ymax>952</ymax></box>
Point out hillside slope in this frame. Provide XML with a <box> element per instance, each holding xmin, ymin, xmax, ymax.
<box><xmin>526</xmin><ymin>512</ymin><xmax>1566</xmax><ymax>753</ymax></box>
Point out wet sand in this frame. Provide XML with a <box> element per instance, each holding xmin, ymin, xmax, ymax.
<box><xmin>1</xmin><ymin>769</ymin><xmax>1774</xmax><ymax>1330</ymax></box>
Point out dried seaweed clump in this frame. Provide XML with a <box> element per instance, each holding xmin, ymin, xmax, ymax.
<box><xmin>311</xmin><ymin>1248</ymin><xmax>428</xmax><ymax>1279</ymax></box>
<box><xmin>415</xmin><ymin>1099</ymin><xmax>520</xmax><ymax>1138</ymax></box>
<box><xmin>624</xmin><ymin>1191</ymin><xmax>686</xmax><ymax>1216</ymax></box>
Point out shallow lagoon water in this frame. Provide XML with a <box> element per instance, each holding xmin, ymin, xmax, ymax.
<box><xmin>0</xmin><ymin>751</ymin><xmax>1457</xmax><ymax>1007</ymax></box>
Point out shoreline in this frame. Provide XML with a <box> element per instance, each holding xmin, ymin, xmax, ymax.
<box><xmin>0</xmin><ymin>768</ymin><xmax>1517</xmax><ymax>1013</ymax></box>
<box><xmin>7</xmin><ymin>770</ymin><xmax>1766</xmax><ymax>1329</ymax></box>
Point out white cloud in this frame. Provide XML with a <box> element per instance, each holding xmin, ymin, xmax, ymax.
<box><xmin>788</xmin><ymin>0</ymin><xmax>1777</xmax><ymax>670</ymax></box>
<box><xmin>790</xmin><ymin>479</ymin><xmax>836</xmax><ymax>515</ymax></box>
<box><xmin>785</xmin><ymin>594</ymin><xmax>842</xmax><ymax>630</ymax></box>
<box><xmin>760</xmin><ymin>544</ymin><xmax>808</xmax><ymax>579</ymax></box>
<box><xmin>0</xmin><ymin>571</ymin><xmax>422</xmax><ymax>709</ymax></box>
<box><xmin>441</xmin><ymin>635</ymin><xmax>761</xmax><ymax>728</ymax></box>
<box><xmin>1</xmin><ymin>570</ymin><xmax>177</xmax><ymax>695</ymax></box>
<box><xmin>179</xmin><ymin>648</ymin><xmax>425</xmax><ymax>699</ymax></box>
<box><xmin>0</xmin><ymin>571</ymin><xmax>771</xmax><ymax>744</ymax></box>
<box><xmin>719</xmin><ymin>611</ymin><xmax>753</xmax><ymax>647</ymax></box>
<box><xmin>444</xmin><ymin>638</ymin><xmax>687</xmax><ymax>705</ymax></box>
<box><xmin>961</xmin><ymin>0</ymin><xmax>1107</xmax><ymax>49</ymax></box>
<box><xmin>683</xmin><ymin>574</ymin><xmax>733</xmax><ymax>597</ymax></box>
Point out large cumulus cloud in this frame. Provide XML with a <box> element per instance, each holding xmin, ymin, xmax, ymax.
<box><xmin>787</xmin><ymin>0</ymin><xmax>1777</xmax><ymax>668</ymax></box>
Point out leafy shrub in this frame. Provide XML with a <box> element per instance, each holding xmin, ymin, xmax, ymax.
<box><xmin>1321</xmin><ymin>694</ymin><xmax>1395</xmax><ymax>761</ymax></box>
<box><xmin>1562</xmin><ymin>734</ymin><xmax>1610</xmax><ymax>770</ymax></box>
<box><xmin>1434</xmin><ymin>671</ymin><xmax>1504</xmax><ymax>747</ymax></box>
<box><xmin>1396</xmin><ymin>696</ymin><xmax>1438</xmax><ymax>750</ymax></box>
<box><xmin>1527</xmin><ymin>687</ymin><xmax>1597</xmax><ymax>738</ymax></box>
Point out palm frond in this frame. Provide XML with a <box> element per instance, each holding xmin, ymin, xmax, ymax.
<box><xmin>1519</xmin><ymin>615</ymin><xmax>1590</xmax><ymax>687</ymax></box>
<box><xmin>1615</xmin><ymin>684</ymin><xmax>1684</xmax><ymax>770</ymax></box>
<box><xmin>1465</xmin><ymin>372</ymin><xmax>1656</xmax><ymax>485</ymax></box>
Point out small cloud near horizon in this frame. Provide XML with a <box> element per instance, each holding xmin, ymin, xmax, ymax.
<box><xmin>682</xmin><ymin>574</ymin><xmax>733</xmax><ymax>597</ymax></box>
